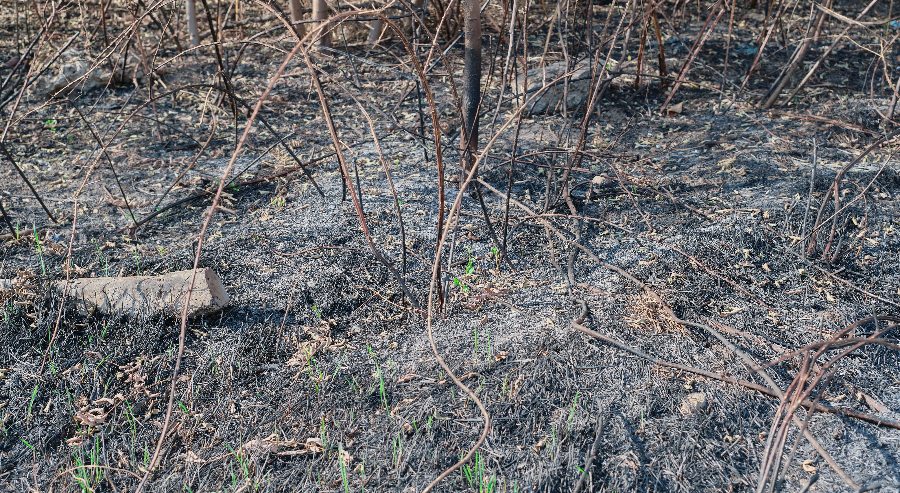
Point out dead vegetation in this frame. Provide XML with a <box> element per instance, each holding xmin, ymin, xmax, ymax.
<box><xmin>1</xmin><ymin>0</ymin><xmax>899</xmax><ymax>491</ymax></box>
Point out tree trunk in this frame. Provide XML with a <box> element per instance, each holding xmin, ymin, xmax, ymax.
<box><xmin>312</xmin><ymin>0</ymin><xmax>330</xmax><ymax>47</ymax></box>
<box><xmin>186</xmin><ymin>0</ymin><xmax>200</xmax><ymax>47</ymax></box>
<box><xmin>288</xmin><ymin>0</ymin><xmax>306</xmax><ymax>37</ymax></box>
<box><xmin>407</xmin><ymin>0</ymin><xmax>425</xmax><ymax>33</ymax></box>
<box><xmin>366</xmin><ymin>19</ymin><xmax>383</xmax><ymax>45</ymax></box>
<box><xmin>460</xmin><ymin>0</ymin><xmax>481</xmax><ymax>186</ymax></box>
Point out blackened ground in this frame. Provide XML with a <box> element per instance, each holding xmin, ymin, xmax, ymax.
<box><xmin>1</xmin><ymin>3</ymin><xmax>900</xmax><ymax>492</ymax></box>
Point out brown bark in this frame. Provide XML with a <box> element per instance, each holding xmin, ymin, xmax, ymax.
<box><xmin>312</xmin><ymin>0</ymin><xmax>330</xmax><ymax>47</ymax></box>
<box><xmin>366</xmin><ymin>18</ymin><xmax>383</xmax><ymax>45</ymax></box>
<box><xmin>186</xmin><ymin>0</ymin><xmax>200</xmax><ymax>47</ymax></box>
<box><xmin>288</xmin><ymin>0</ymin><xmax>306</xmax><ymax>37</ymax></box>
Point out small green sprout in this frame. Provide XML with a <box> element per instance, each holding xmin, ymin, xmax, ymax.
<box><xmin>453</xmin><ymin>277</ymin><xmax>469</xmax><ymax>293</ymax></box>
<box><xmin>319</xmin><ymin>416</ymin><xmax>329</xmax><ymax>449</ymax></box>
<box><xmin>461</xmin><ymin>451</ymin><xmax>497</xmax><ymax>493</ymax></box>
<box><xmin>567</xmin><ymin>392</ymin><xmax>581</xmax><ymax>431</ymax></box>
<box><xmin>453</xmin><ymin>254</ymin><xmax>477</xmax><ymax>293</ymax></box>
<box><xmin>26</xmin><ymin>384</ymin><xmax>38</xmax><ymax>419</ymax></box>
<box><xmin>270</xmin><ymin>196</ymin><xmax>286</xmax><ymax>208</ymax></box>
<box><xmin>33</xmin><ymin>227</ymin><xmax>46</xmax><ymax>276</ymax></box>
<box><xmin>366</xmin><ymin>345</ymin><xmax>388</xmax><ymax>410</ymax></box>
<box><xmin>339</xmin><ymin>446</ymin><xmax>351</xmax><ymax>493</ymax></box>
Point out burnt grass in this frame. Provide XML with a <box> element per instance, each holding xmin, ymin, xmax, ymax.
<box><xmin>1</xmin><ymin>2</ymin><xmax>900</xmax><ymax>492</ymax></box>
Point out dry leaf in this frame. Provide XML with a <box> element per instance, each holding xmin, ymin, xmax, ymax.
<box><xmin>66</xmin><ymin>436</ymin><xmax>85</xmax><ymax>447</ymax></box>
<box><xmin>183</xmin><ymin>450</ymin><xmax>204</xmax><ymax>463</ymax></box>
<box><xmin>241</xmin><ymin>435</ymin><xmax>280</xmax><ymax>455</ymax></box>
<box><xmin>74</xmin><ymin>407</ymin><xmax>108</xmax><ymax>427</ymax></box>
<box><xmin>720</xmin><ymin>306</ymin><xmax>744</xmax><ymax>316</ymax></box>
<box><xmin>339</xmin><ymin>448</ymin><xmax>352</xmax><ymax>466</ymax></box>
<box><xmin>801</xmin><ymin>460</ymin><xmax>817</xmax><ymax>473</ymax></box>
<box><xmin>397</xmin><ymin>373</ymin><xmax>418</xmax><ymax>383</ymax></box>
<box><xmin>857</xmin><ymin>391</ymin><xmax>889</xmax><ymax>413</ymax></box>
<box><xmin>304</xmin><ymin>437</ymin><xmax>324</xmax><ymax>454</ymax></box>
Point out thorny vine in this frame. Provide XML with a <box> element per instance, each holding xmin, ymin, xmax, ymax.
<box><xmin>1</xmin><ymin>0</ymin><xmax>899</xmax><ymax>491</ymax></box>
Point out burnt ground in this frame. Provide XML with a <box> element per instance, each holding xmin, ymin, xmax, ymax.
<box><xmin>1</xmin><ymin>2</ymin><xmax>900</xmax><ymax>492</ymax></box>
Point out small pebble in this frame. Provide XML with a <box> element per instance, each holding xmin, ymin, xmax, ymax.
<box><xmin>679</xmin><ymin>392</ymin><xmax>708</xmax><ymax>416</ymax></box>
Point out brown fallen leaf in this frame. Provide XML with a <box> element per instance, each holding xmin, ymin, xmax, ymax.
<box><xmin>801</xmin><ymin>459</ymin><xmax>817</xmax><ymax>474</ymax></box>
<box><xmin>66</xmin><ymin>436</ymin><xmax>85</xmax><ymax>447</ymax></box>
<box><xmin>397</xmin><ymin>373</ymin><xmax>418</xmax><ymax>383</ymax></box>
<box><xmin>666</xmin><ymin>101</ymin><xmax>684</xmax><ymax>115</ymax></box>
<box><xmin>303</xmin><ymin>437</ymin><xmax>325</xmax><ymax>454</ymax></box>
<box><xmin>241</xmin><ymin>433</ymin><xmax>300</xmax><ymax>456</ymax></box>
<box><xmin>857</xmin><ymin>390</ymin><xmax>889</xmax><ymax>414</ymax></box>
<box><xmin>74</xmin><ymin>407</ymin><xmax>108</xmax><ymax>427</ymax></box>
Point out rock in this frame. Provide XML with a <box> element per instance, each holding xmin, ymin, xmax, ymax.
<box><xmin>0</xmin><ymin>278</ymin><xmax>13</xmax><ymax>295</ymax></box>
<box><xmin>679</xmin><ymin>392</ymin><xmax>708</xmax><ymax>416</ymax></box>
<box><xmin>516</xmin><ymin>60</ymin><xmax>594</xmax><ymax>115</ymax></box>
<box><xmin>30</xmin><ymin>48</ymin><xmax>160</xmax><ymax>98</ymax></box>
<box><xmin>3</xmin><ymin>55</ymin><xmax>24</xmax><ymax>69</ymax></box>
<box><xmin>514</xmin><ymin>58</ymin><xmax>642</xmax><ymax>115</ymax></box>
<box><xmin>56</xmin><ymin>268</ymin><xmax>229</xmax><ymax>318</ymax></box>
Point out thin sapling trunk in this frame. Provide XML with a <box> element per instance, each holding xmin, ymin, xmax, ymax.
<box><xmin>313</xmin><ymin>0</ymin><xmax>330</xmax><ymax>47</ymax></box>
<box><xmin>186</xmin><ymin>0</ymin><xmax>200</xmax><ymax>47</ymax></box>
<box><xmin>289</xmin><ymin>0</ymin><xmax>306</xmax><ymax>37</ymax></box>
<box><xmin>461</xmin><ymin>0</ymin><xmax>481</xmax><ymax>186</ymax></box>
